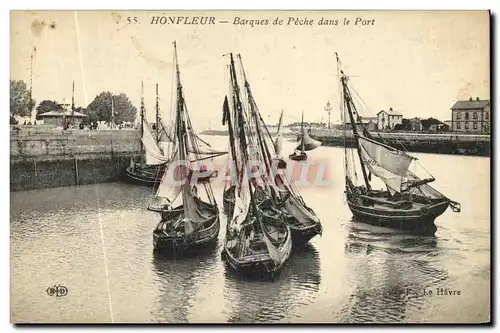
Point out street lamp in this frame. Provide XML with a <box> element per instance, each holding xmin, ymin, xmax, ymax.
<box><xmin>324</xmin><ymin>101</ymin><xmax>333</xmax><ymax>129</ymax></box>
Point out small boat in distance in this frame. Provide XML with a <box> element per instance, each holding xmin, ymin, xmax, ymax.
<box><xmin>335</xmin><ymin>52</ymin><xmax>461</xmax><ymax>234</ymax></box>
<box><xmin>148</xmin><ymin>42</ymin><xmax>222</xmax><ymax>253</ymax></box>
<box><xmin>289</xmin><ymin>112</ymin><xmax>321</xmax><ymax>161</ymax></box>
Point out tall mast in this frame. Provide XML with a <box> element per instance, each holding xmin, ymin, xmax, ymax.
<box><xmin>71</xmin><ymin>81</ymin><xmax>75</xmax><ymax>125</ymax></box>
<box><xmin>336</xmin><ymin>53</ymin><xmax>371</xmax><ymax>190</ymax></box>
<box><xmin>229</xmin><ymin>53</ymin><xmax>249</xmax><ymax>163</ymax></box>
<box><xmin>155</xmin><ymin>83</ymin><xmax>160</xmax><ymax>143</ymax></box>
<box><xmin>173</xmin><ymin>41</ymin><xmax>189</xmax><ymax>214</ymax></box>
<box><xmin>29</xmin><ymin>48</ymin><xmax>34</xmax><ymax>120</ymax></box>
<box><xmin>301</xmin><ymin>111</ymin><xmax>305</xmax><ymax>152</ymax></box>
<box><xmin>237</xmin><ymin>54</ymin><xmax>273</xmax><ymax>174</ymax></box>
<box><xmin>140</xmin><ymin>81</ymin><xmax>145</xmax><ymax>155</ymax></box>
<box><xmin>230</xmin><ymin>53</ymin><xmax>259</xmax><ymax>219</ymax></box>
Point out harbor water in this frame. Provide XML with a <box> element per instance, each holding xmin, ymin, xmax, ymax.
<box><xmin>10</xmin><ymin>136</ymin><xmax>490</xmax><ymax>323</ymax></box>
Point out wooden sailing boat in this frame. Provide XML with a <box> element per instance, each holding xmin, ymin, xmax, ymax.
<box><xmin>123</xmin><ymin>83</ymin><xmax>173</xmax><ymax>187</ymax></box>
<box><xmin>148</xmin><ymin>42</ymin><xmax>221</xmax><ymax>252</ymax></box>
<box><xmin>289</xmin><ymin>112</ymin><xmax>321</xmax><ymax>161</ymax></box>
<box><xmin>223</xmin><ymin>55</ymin><xmax>323</xmax><ymax>246</ymax></box>
<box><xmin>336</xmin><ymin>53</ymin><xmax>461</xmax><ymax>233</ymax></box>
<box><xmin>221</xmin><ymin>53</ymin><xmax>292</xmax><ymax>276</ymax></box>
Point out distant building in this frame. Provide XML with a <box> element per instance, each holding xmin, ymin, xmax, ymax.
<box><xmin>429</xmin><ymin>124</ymin><xmax>448</xmax><ymax>132</ymax></box>
<box><xmin>38</xmin><ymin>109</ymin><xmax>87</xmax><ymax>127</ymax></box>
<box><xmin>347</xmin><ymin>116</ymin><xmax>378</xmax><ymax>131</ymax></box>
<box><xmin>451</xmin><ymin>97</ymin><xmax>490</xmax><ymax>133</ymax></box>
<box><xmin>377</xmin><ymin>107</ymin><xmax>403</xmax><ymax>130</ymax></box>
<box><xmin>409</xmin><ymin>118</ymin><xmax>423</xmax><ymax>131</ymax></box>
<box><xmin>444</xmin><ymin>120</ymin><xmax>452</xmax><ymax>128</ymax></box>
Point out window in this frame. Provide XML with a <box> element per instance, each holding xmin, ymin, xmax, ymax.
<box><xmin>465</xmin><ymin>122</ymin><xmax>469</xmax><ymax>129</ymax></box>
<box><xmin>456</xmin><ymin>112</ymin><xmax>461</xmax><ymax>120</ymax></box>
<box><xmin>485</xmin><ymin>112</ymin><xmax>489</xmax><ymax>120</ymax></box>
<box><xmin>485</xmin><ymin>124</ymin><xmax>489</xmax><ymax>131</ymax></box>
<box><xmin>465</xmin><ymin>112</ymin><xmax>469</xmax><ymax>120</ymax></box>
<box><xmin>473</xmin><ymin>122</ymin><xmax>477</xmax><ymax>129</ymax></box>
<box><xmin>457</xmin><ymin>122</ymin><xmax>461</xmax><ymax>129</ymax></box>
<box><xmin>473</xmin><ymin>112</ymin><xmax>478</xmax><ymax>119</ymax></box>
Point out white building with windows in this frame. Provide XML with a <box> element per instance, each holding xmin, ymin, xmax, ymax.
<box><xmin>377</xmin><ymin>107</ymin><xmax>403</xmax><ymax>130</ymax></box>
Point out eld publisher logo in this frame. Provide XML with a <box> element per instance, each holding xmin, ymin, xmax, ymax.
<box><xmin>46</xmin><ymin>284</ymin><xmax>68</xmax><ymax>297</ymax></box>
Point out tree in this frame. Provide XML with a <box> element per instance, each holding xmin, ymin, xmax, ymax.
<box><xmin>10</xmin><ymin>80</ymin><xmax>34</xmax><ymax>117</ymax></box>
<box><xmin>421</xmin><ymin>117</ymin><xmax>443</xmax><ymax>131</ymax></box>
<box><xmin>86</xmin><ymin>91</ymin><xmax>137</xmax><ymax>124</ymax></box>
<box><xmin>35</xmin><ymin>100</ymin><xmax>64</xmax><ymax>120</ymax></box>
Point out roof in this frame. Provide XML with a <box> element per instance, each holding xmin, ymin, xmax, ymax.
<box><xmin>346</xmin><ymin>116</ymin><xmax>377</xmax><ymax>125</ymax></box>
<box><xmin>38</xmin><ymin>110</ymin><xmax>87</xmax><ymax>117</ymax></box>
<box><xmin>377</xmin><ymin>108</ymin><xmax>402</xmax><ymax>116</ymax></box>
<box><xmin>451</xmin><ymin>99</ymin><xmax>490</xmax><ymax>110</ymax></box>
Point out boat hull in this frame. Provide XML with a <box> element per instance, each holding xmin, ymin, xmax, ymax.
<box><xmin>347</xmin><ymin>199</ymin><xmax>450</xmax><ymax>234</ymax></box>
<box><xmin>221</xmin><ymin>211</ymin><xmax>293</xmax><ymax>277</ymax></box>
<box><xmin>289</xmin><ymin>152</ymin><xmax>307</xmax><ymax>161</ymax></box>
<box><xmin>122</xmin><ymin>165</ymin><xmax>162</xmax><ymax>187</ymax></box>
<box><xmin>221</xmin><ymin>237</ymin><xmax>292</xmax><ymax>278</ymax></box>
<box><xmin>221</xmin><ymin>248</ymin><xmax>286</xmax><ymax>278</ymax></box>
<box><xmin>153</xmin><ymin>216</ymin><xmax>220</xmax><ymax>253</ymax></box>
<box><xmin>289</xmin><ymin>223</ymin><xmax>323</xmax><ymax>246</ymax></box>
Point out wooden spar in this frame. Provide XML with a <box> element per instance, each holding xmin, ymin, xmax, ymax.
<box><xmin>229</xmin><ymin>53</ymin><xmax>249</xmax><ymax>164</ymax></box>
<box><xmin>224</xmin><ymin>95</ymin><xmax>238</xmax><ymax>172</ymax></box>
<box><xmin>300</xmin><ymin>111</ymin><xmax>305</xmax><ymax>153</ymax></box>
<box><xmin>155</xmin><ymin>83</ymin><xmax>160</xmax><ymax>143</ymax></box>
<box><xmin>172</xmin><ymin>41</ymin><xmax>187</xmax><ymax>208</ymax></box>
<box><xmin>237</xmin><ymin>54</ymin><xmax>273</xmax><ymax>172</ymax></box>
<box><xmin>403</xmin><ymin>177</ymin><xmax>435</xmax><ymax>191</ymax></box>
<box><xmin>231</xmin><ymin>54</ymin><xmax>261</xmax><ymax>231</ymax></box>
<box><xmin>71</xmin><ymin>81</ymin><xmax>75</xmax><ymax>125</ymax></box>
<box><xmin>140</xmin><ymin>81</ymin><xmax>145</xmax><ymax>158</ymax></box>
<box><xmin>338</xmin><ymin>55</ymin><xmax>371</xmax><ymax>191</ymax></box>
<box><xmin>29</xmin><ymin>49</ymin><xmax>34</xmax><ymax>120</ymax></box>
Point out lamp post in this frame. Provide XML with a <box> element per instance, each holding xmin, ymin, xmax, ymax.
<box><xmin>324</xmin><ymin>101</ymin><xmax>333</xmax><ymax>129</ymax></box>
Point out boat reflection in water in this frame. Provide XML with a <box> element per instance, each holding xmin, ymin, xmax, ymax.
<box><xmin>224</xmin><ymin>244</ymin><xmax>321</xmax><ymax>323</ymax></box>
<box><xmin>339</xmin><ymin>221</ymin><xmax>448</xmax><ymax>323</ymax></box>
<box><xmin>150</xmin><ymin>245</ymin><xmax>219</xmax><ymax>323</ymax></box>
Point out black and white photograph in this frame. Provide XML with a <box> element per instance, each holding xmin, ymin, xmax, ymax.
<box><xmin>9</xmin><ymin>10</ymin><xmax>491</xmax><ymax>324</ymax></box>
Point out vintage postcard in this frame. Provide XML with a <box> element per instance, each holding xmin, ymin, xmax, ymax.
<box><xmin>10</xmin><ymin>10</ymin><xmax>490</xmax><ymax>324</ymax></box>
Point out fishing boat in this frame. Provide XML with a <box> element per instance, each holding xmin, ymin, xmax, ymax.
<box><xmin>335</xmin><ymin>53</ymin><xmax>461</xmax><ymax>234</ymax></box>
<box><xmin>123</xmin><ymin>83</ymin><xmax>174</xmax><ymax>187</ymax></box>
<box><xmin>289</xmin><ymin>112</ymin><xmax>321</xmax><ymax>161</ymax></box>
<box><xmin>220</xmin><ymin>53</ymin><xmax>292</xmax><ymax>276</ymax></box>
<box><xmin>148</xmin><ymin>42</ymin><xmax>223</xmax><ymax>253</ymax></box>
<box><xmin>223</xmin><ymin>56</ymin><xmax>322</xmax><ymax>246</ymax></box>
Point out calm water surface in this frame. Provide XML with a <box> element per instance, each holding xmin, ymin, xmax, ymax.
<box><xmin>10</xmin><ymin>136</ymin><xmax>490</xmax><ymax>323</ymax></box>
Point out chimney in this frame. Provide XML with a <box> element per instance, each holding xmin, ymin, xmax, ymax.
<box><xmin>476</xmin><ymin>97</ymin><xmax>480</xmax><ymax>101</ymax></box>
<box><xmin>469</xmin><ymin>97</ymin><xmax>473</xmax><ymax>101</ymax></box>
<box><xmin>389</xmin><ymin>107</ymin><xmax>393</xmax><ymax>111</ymax></box>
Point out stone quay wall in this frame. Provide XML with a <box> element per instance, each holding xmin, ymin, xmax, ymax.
<box><xmin>10</xmin><ymin>126</ymin><xmax>141</xmax><ymax>191</ymax></box>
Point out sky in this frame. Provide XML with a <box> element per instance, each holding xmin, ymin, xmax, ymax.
<box><xmin>10</xmin><ymin>10</ymin><xmax>490</xmax><ymax>129</ymax></box>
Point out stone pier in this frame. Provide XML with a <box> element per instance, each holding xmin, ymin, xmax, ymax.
<box><xmin>10</xmin><ymin>126</ymin><xmax>141</xmax><ymax>191</ymax></box>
